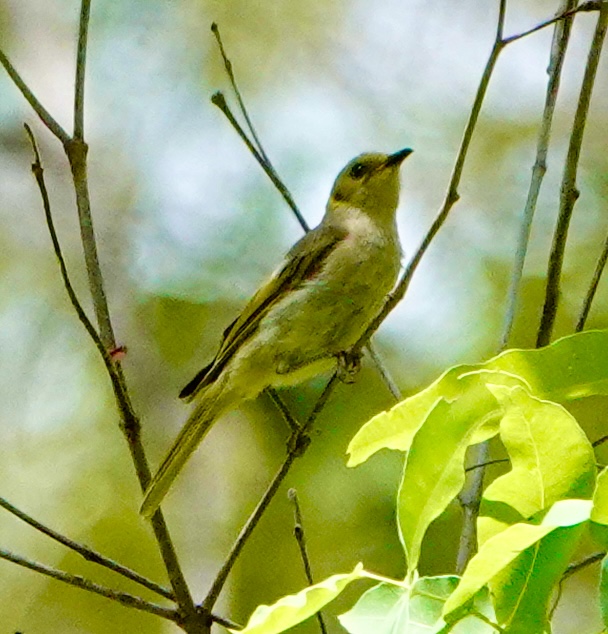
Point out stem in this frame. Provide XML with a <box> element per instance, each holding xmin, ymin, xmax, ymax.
<box><xmin>288</xmin><ymin>489</ymin><xmax>328</xmax><ymax>634</ymax></box>
<box><xmin>576</xmin><ymin>229</ymin><xmax>608</xmax><ymax>331</ymax></box>
<box><xmin>202</xmin><ymin>374</ymin><xmax>339</xmax><ymax>611</ymax></box>
<box><xmin>74</xmin><ymin>0</ymin><xmax>91</xmax><ymax>139</ymax></box>
<box><xmin>0</xmin><ymin>548</ymin><xmax>178</xmax><ymax>621</ymax></box>
<box><xmin>0</xmin><ymin>494</ymin><xmax>173</xmax><ymax>600</ymax></box>
<box><xmin>537</xmin><ymin>2</ymin><xmax>608</xmax><ymax>346</ymax></box>
<box><xmin>501</xmin><ymin>0</ymin><xmax>578</xmax><ymax>349</ymax></box>
<box><xmin>0</xmin><ymin>49</ymin><xmax>70</xmax><ymax>143</ymax></box>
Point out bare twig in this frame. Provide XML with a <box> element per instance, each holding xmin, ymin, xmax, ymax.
<box><xmin>288</xmin><ymin>489</ymin><xmax>328</xmax><ymax>634</ymax></box>
<box><xmin>265</xmin><ymin>388</ymin><xmax>302</xmax><ymax>433</ymax></box>
<box><xmin>202</xmin><ymin>374</ymin><xmax>340</xmax><ymax>611</ymax></box>
<box><xmin>501</xmin><ymin>0</ymin><xmax>578</xmax><ymax>349</ymax></box>
<box><xmin>211</xmin><ymin>22</ymin><xmax>271</xmax><ymax>166</ymax></box>
<box><xmin>550</xmin><ymin>550</ymin><xmax>605</xmax><ymax>617</ymax></box>
<box><xmin>503</xmin><ymin>1</ymin><xmax>603</xmax><ymax>45</ymax></box>
<box><xmin>0</xmin><ymin>548</ymin><xmax>178</xmax><ymax>621</ymax></box>
<box><xmin>576</xmin><ymin>229</ymin><xmax>608</xmax><ymax>331</ymax></box>
<box><xmin>0</xmin><ymin>494</ymin><xmax>173</xmax><ymax>601</ymax></box>
<box><xmin>464</xmin><ymin>458</ymin><xmax>510</xmax><ymax>473</ymax></box>
<box><xmin>457</xmin><ymin>442</ymin><xmax>489</xmax><ymax>575</ymax></box>
<box><xmin>211</xmin><ymin>91</ymin><xmax>309</xmax><ymax>232</ymax></box>
<box><xmin>74</xmin><ymin>0</ymin><xmax>91</xmax><ymax>139</ymax></box>
<box><xmin>355</xmin><ymin>1</ymin><xmax>508</xmax><ymax>354</ymax></box>
<box><xmin>0</xmin><ymin>50</ymin><xmax>70</xmax><ymax>143</ymax></box>
<box><xmin>537</xmin><ymin>3</ymin><xmax>608</xmax><ymax>346</ymax></box>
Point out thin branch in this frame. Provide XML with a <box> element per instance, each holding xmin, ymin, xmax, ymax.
<box><xmin>551</xmin><ymin>550</ymin><xmax>605</xmax><ymax>618</ymax></box>
<box><xmin>202</xmin><ymin>374</ymin><xmax>340</xmax><ymax>611</ymax></box>
<box><xmin>537</xmin><ymin>3</ymin><xmax>608</xmax><ymax>346</ymax></box>
<box><xmin>366</xmin><ymin>342</ymin><xmax>402</xmax><ymax>400</ymax></box>
<box><xmin>211</xmin><ymin>22</ymin><xmax>270</xmax><ymax>165</ymax></box>
<box><xmin>0</xmin><ymin>548</ymin><xmax>178</xmax><ymax>621</ymax></box>
<box><xmin>288</xmin><ymin>489</ymin><xmax>328</xmax><ymax>634</ymax></box>
<box><xmin>501</xmin><ymin>0</ymin><xmax>578</xmax><ymax>349</ymax></box>
<box><xmin>23</xmin><ymin>126</ymin><xmax>199</xmax><ymax>627</ymax></box>
<box><xmin>74</xmin><ymin>0</ymin><xmax>92</xmax><ymax>139</ymax></box>
<box><xmin>211</xmin><ymin>91</ymin><xmax>310</xmax><ymax>232</ymax></box>
<box><xmin>0</xmin><ymin>50</ymin><xmax>70</xmax><ymax>143</ymax></box>
<box><xmin>265</xmin><ymin>388</ymin><xmax>302</xmax><ymax>433</ymax></box>
<box><xmin>354</xmin><ymin>0</ymin><xmax>508</xmax><ymax>354</ymax></box>
<box><xmin>0</xmin><ymin>494</ymin><xmax>173</xmax><ymax>601</ymax></box>
<box><xmin>464</xmin><ymin>457</ymin><xmax>509</xmax><ymax>473</ymax></box>
<box><xmin>576</xmin><ymin>229</ymin><xmax>608</xmax><ymax>331</ymax></box>
<box><xmin>503</xmin><ymin>1</ymin><xmax>603</xmax><ymax>45</ymax></box>
<box><xmin>457</xmin><ymin>442</ymin><xmax>489</xmax><ymax>574</ymax></box>
<box><xmin>593</xmin><ymin>434</ymin><xmax>608</xmax><ymax>447</ymax></box>
<box><xmin>562</xmin><ymin>551</ymin><xmax>605</xmax><ymax>580</ymax></box>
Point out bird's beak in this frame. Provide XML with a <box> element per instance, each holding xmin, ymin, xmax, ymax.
<box><xmin>384</xmin><ymin>148</ymin><xmax>414</xmax><ymax>167</ymax></box>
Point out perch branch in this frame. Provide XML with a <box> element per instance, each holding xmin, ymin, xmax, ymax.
<box><xmin>202</xmin><ymin>374</ymin><xmax>340</xmax><ymax>611</ymax></box>
<box><xmin>576</xmin><ymin>228</ymin><xmax>608</xmax><ymax>331</ymax></box>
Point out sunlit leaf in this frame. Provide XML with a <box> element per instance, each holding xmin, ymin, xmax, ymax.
<box><xmin>478</xmin><ymin>385</ymin><xmax>595</xmax><ymax>545</ymax></box>
<box><xmin>230</xmin><ymin>564</ymin><xmax>366</xmax><ymax>634</ymax></box>
<box><xmin>348</xmin><ymin>330</ymin><xmax>608</xmax><ymax>466</ymax></box>
<box><xmin>397</xmin><ymin>383</ymin><xmax>501</xmax><ymax>571</ymax></box>
<box><xmin>443</xmin><ymin>500</ymin><xmax>592</xmax><ymax>627</ymax></box>
<box><xmin>339</xmin><ymin>576</ymin><xmax>496</xmax><ymax>634</ymax></box>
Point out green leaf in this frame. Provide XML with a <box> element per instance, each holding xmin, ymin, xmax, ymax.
<box><xmin>600</xmin><ymin>555</ymin><xmax>608</xmax><ymax>627</ymax></box>
<box><xmin>443</xmin><ymin>500</ymin><xmax>592</xmax><ymax>625</ymax></box>
<box><xmin>590</xmin><ymin>469</ymin><xmax>608</xmax><ymax>548</ymax></box>
<box><xmin>348</xmin><ymin>330</ymin><xmax>608</xmax><ymax>466</ymax></box>
<box><xmin>339</xmin><ymin>576</ymin><xmax>496</xmax><ymax>634</ymax></box>
<box><xmin>479</xmin><ymin>385</ymin><xmax>595</xmax><ymax>545</ymax></box>
<box><xmin>397</xmin><ymin>383</ymin><xmax>501</xmax><ymax>571</ymax></box>
<box><xmin>230</xmin><ymin>564</ymin><xmax>366</xmax><ymax>634</ymax></box>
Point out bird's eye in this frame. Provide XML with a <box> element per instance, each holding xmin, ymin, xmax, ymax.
<box><xmin>349</xmin><ymin>162</ymin><xmax>367</xmax><ymax>179</ymax></box>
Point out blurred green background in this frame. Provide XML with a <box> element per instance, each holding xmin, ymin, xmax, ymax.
<box><xmin>1</xmin><ymin>0</ymin><xmax>607</xmax><ymax>632</ymax></box>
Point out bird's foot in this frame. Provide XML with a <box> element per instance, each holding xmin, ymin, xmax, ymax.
<box><xmin>287</xmin><ymin>431</ymin><xmax>311</xmax><ymax>457</ymax></box>
<box><xmin>336</xmin><ymin>349</ymin><xmax>362</xmax><ymax>384</ymax></box>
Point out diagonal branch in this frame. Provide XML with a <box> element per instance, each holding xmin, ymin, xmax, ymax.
<box><xmin>0</xmin><ymin>548</ymin><xmax>178</xmax><ymax>621</ymax></box>
<box><xmin>537</xmin><ymin>2</ymin><xmax>608</xmax><ymax>346</ymax></box>
<box><xmin>501</xmin><ymin>0</ymin><xmax>579</xmax><ymax>349</ymax></box>
<box><xmin>202</xmin><ymin>374</ymin><xmax>339</xmax><ymax>611</ymax></box>
<box><xmin>0</xmin><ymin>494</ymin><xmax>173</xmax><ymax>601</ymax></box>
<box><xmin>0</xmin><ymin>49</ymin><xmax>70</xmax><ymax>144</ymax></box>
<box><xmin>576</xmin><ymin>228</ymin><xmax>608</xmax><ymax>331</ymax></box>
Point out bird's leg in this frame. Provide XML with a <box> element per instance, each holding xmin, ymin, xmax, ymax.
<box><xmin>336</xmin><ymin>349</ymin><xmax>362</xmax><ymax>384</ymax></box>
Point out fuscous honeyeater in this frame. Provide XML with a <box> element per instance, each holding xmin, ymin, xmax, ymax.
<box><xmin>141</xmin><ymin>148</ymin><xmax>413</xmax><ymax>517</ymax></box>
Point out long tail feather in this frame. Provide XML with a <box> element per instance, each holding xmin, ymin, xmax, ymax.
<box><xmin>140</xmin><ymin>382</ymin><xmax>229</xmax><ymax>518</ymax></box>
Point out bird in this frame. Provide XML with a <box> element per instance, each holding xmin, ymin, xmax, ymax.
<box><xmin>140</xmin><ymin>148</ymin><xmax>413</xmax><ymax>518</ymax></box>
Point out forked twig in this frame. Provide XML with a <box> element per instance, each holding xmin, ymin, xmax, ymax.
<box><xmin>537</xmin><ymin>3</ymin><xmax>608</xmax><ymax>346</ymax></box>
<box><xmin>0</xmin><ymin>494</ymin><xmax>173</xmax><ymax>600</ymax></box>
<box><xmin>0</xmin><ymin>548</ymin><xmax>178</xmax><ymax>621</ymax></box>
<box><xmin>501</xmin><ymin>0</ymin><xmax>579</xmax><ymax>349</ymax></box>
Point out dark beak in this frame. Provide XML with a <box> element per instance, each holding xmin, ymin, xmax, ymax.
<box><xmin>385</xmin><ymin>148</ymin><xmax>414</xmax><ymax>167</ymax></box>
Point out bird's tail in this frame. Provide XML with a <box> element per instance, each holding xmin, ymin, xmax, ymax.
<box><xmin>140</xmin><ymin>378</ymin><xmax>230</xmax><ymax>518</ymax></box>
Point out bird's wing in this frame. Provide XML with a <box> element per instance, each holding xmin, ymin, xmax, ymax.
<box><xmin>179</xmin><ymin>223</ymin><xmax>347</xmax><ymax>401</ymax></box>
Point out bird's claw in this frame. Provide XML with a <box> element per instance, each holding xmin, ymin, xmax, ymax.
<box><xmin>336</xmin><ymin>350</ymin><xmax>362</xmax><ymax>384</ymax></box>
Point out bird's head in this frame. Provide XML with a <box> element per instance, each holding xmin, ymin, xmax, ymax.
<box><xmin>327</xmin><ymin>149</ymin><xmax>413</xmax><ymax>223</ymax></box>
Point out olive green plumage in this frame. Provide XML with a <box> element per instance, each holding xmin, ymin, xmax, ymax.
<box><xmin>140</xmin><ymin>148</ymin><xmax>412</xmax><ymax>518</ymax></box>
